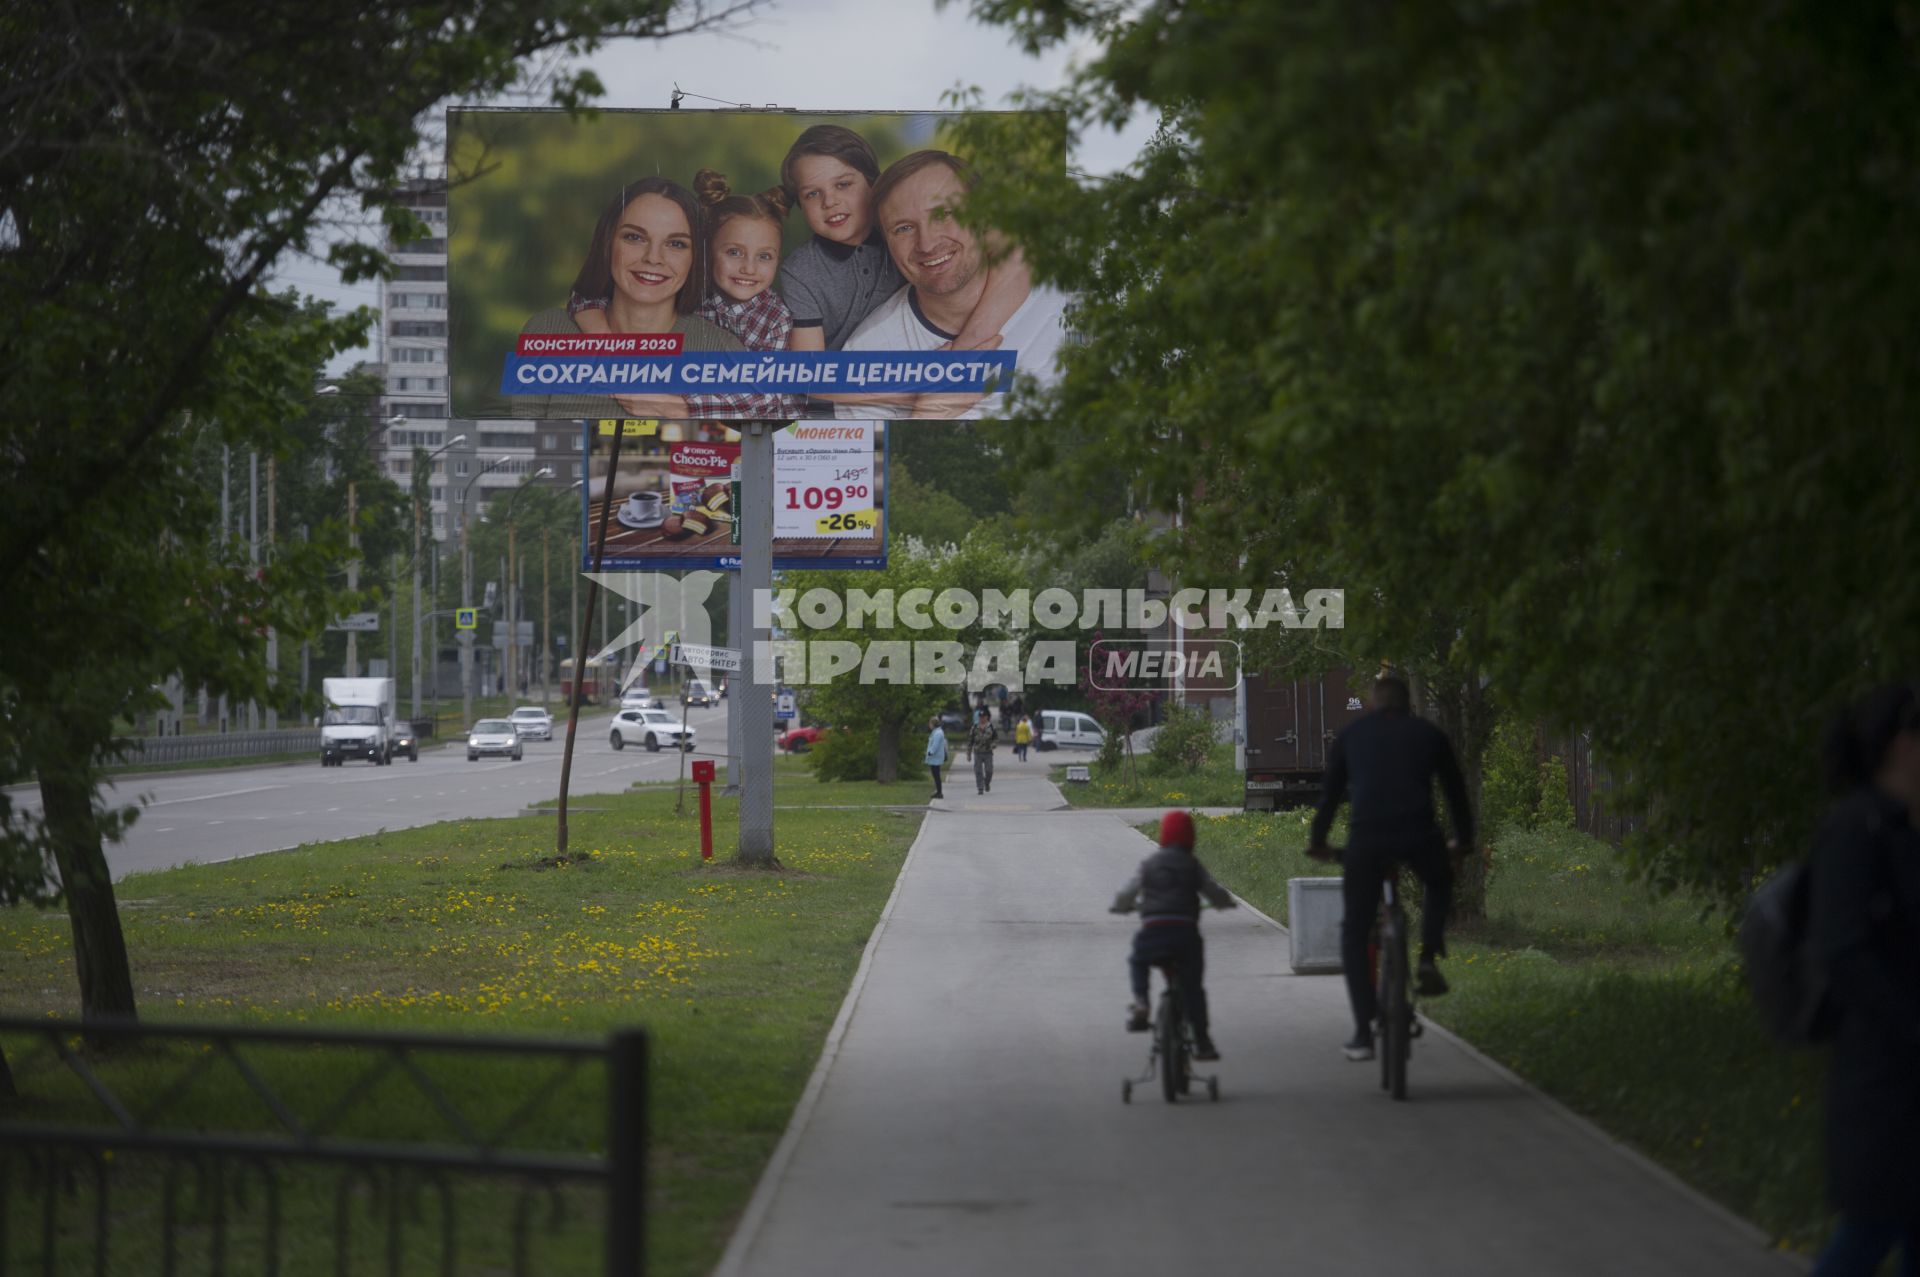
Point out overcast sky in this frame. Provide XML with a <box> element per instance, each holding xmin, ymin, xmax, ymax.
<box><xmin>286</xmin><ymin>0</ymin><xmax>1150</xmax><ymax>373</ymax></box>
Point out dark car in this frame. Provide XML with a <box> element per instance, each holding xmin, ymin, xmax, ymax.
<box><xmin>682</xmin><ymin>679</ymin><xmax>719</xmax><ymax>708</ymax></box>
<box><xmin>391</xmin><ymin>722</ymin><xmax>420</xmax><ymax>763</ymax></box>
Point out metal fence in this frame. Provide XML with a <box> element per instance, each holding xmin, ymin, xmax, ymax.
<box><xmin>124</xmin><ymin>729</ymin><xmax>321</xmax><ymax>767</ymax></box>
<box><xmin>1544</xmin><ymin>731</ymin><xmax>1641</xmax><ymax>845</ymax></box>
<box><xmin>0</xmin><ymin>1017</ymin><xmax>646</xmax><ymax>1275</ymax></box>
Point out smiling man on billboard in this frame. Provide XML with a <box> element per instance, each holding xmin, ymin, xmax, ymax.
<box><xmin>836</xmin><ymin>151</ymin><xmax>1070</xmax><ymax>421</ymax></box>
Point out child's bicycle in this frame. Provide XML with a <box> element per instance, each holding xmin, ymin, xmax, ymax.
<box><xmin>1121</xmin><ymin>958</ymin><xmax>1221</xmax><ymax>1105</ymax></box>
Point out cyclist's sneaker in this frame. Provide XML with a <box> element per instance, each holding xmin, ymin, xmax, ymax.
<box><xmin>1342</xmin><ymin>1031</ymin><xmax>1375</xmax><ymax>1061</ymax></box>
<box><xmin>1126</xmin><ymin>1002</ymin><xmax>1150</xmax><ymax>1032</ymax></box>
<box><xmin>1416</xmin><ymin>958</ymin><xmax>1450</xmax><ymax>997</ymax></box>
<box><xmin>1193</xmin><ymin>1037</ymin><xmax>1220</xmax><ymax>1062</ymax></box>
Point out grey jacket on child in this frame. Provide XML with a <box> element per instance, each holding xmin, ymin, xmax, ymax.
<box><xmin>1113</xmin><ymin>844</ymin><xmax>1236</xmax><ymax>924</ymax></box>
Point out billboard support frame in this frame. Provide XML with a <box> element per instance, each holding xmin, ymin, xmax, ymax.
<box><xmin>737</xmin><ymin>421</ymin><xmax>776</xmax><ymax>866</ymax></box>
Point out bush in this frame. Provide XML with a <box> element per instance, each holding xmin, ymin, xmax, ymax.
<box><xmin>1482</xmin><ymin>715</ymin><xmax>1540</xmax><ymax>834</ymax></box>
<box><xmin>808</xmin><ymin>727</ymin><xmax>904</xmax><ymax>782</ymax></box>
<box><xmin>1147</xmin><ymin>703</ymin><xmax>1215</xmax><ymax>775</ymax></box>
<box><xmin>1537</xmin><ymin>754</ymin><xmax>1575</xmax><ymax>828</ymax></box>
<box><xmin>1094</xmin><ymin>719</ymin><xmax>1127</xmax><ymax>770</ymax></box>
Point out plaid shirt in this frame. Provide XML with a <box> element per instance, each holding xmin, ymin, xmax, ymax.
<box><xmin>567</xmin><ymin>289</ymin><xmax>790</xmax><ymax>418</ymax></box>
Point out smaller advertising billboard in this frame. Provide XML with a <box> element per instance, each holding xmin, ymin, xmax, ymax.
<box><xmin>581</xmin><ymin>420</ymin><xmax>887</xmax><ymax>572</ymax></box>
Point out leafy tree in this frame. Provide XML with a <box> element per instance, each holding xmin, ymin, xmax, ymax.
<box><xmin>888</xmin><ymin>421</ymin><xmax>1013</xmax><ymax>519</ymax></box>
<box><xmin>954</xmin><ymin>0</ymin><xmax>1920</xmax><ymax>905</ymax></box>
<box><xmin>0</xmin><ymin>0</ymin><xmax>759</xmax><ymax>1016</ymax></box>
<box><xmin>887</xmin><ymin>460</ymin><xmax>977</xmax><ymax>550</ymax></box>
<box><xmin>780</xmin><ymin>532</ymin><xmax>1025</xmax><ymax>782</ymax></box>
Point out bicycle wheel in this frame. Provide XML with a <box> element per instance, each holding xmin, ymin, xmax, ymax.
<box><xmin>1158</xmin><ymin>991</ymin><xmax>1181</xmax><ymax>1104</ymax></box>
<box><xmin>1384</xmin><ymin>909</ymin><xmax>1410</xmax><ymax>1101</ymax></box>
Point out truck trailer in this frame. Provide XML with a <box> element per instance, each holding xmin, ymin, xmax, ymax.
<box><xmin>320</xmin><ymin>677</ymin><xmax>398</xmax><ymax>767</ymax></box>
<box><xmin>1237</xmin><ymin>668</ymin><xmax>1370</xmax><ymax>810</ymax></box>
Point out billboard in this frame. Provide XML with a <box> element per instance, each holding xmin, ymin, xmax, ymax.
<box><xmin>448</xmin><ymin>109</ymin><xmax>1065</xmax><ymax>421</ymax></box>
<box><xmin>579</xmin><ymin>420</ymin><xmax>887</xmax><ymax>571</ymax></box>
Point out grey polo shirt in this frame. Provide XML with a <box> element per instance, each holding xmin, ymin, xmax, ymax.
<box><xmin>775</xmin><ymin>232</ymin><xmax>905</xmax><ymax>351</ymax></box>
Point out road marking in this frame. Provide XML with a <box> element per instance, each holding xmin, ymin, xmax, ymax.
<box><xmin>142</xmin><ymin>784</ymin><xmax>286</xmax><ymax>808</ymax></box>
<box><xmin>208</xmin><ymin>820</ymin><xmax>224</xmax><ymax>826</ymax></box>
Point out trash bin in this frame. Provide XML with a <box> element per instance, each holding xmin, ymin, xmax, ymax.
<box><xmin>1287</xmin><ymin>877</ymin><xmax>1345</xmax><ymax>974</ymax></box>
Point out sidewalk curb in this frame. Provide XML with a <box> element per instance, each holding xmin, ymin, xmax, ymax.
<box><xmin>710</xmin><ymin>807</ymin><xmax>937</xmax><ymax>1277</ymax></box>
<box><xmin>1229</xmin><ymin>892</ymin><xmax>1807</xmax><ymax>1271</ymax></box>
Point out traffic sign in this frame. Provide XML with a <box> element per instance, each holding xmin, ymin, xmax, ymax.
<box><xmin>455</xmin><ymin>607</ymin><xmax>478</xmax><ymax>631</ymax></box>
<box><xmin>327</xmin><ymin>612</ymin><xmax>380</xmax><ymax>633</ymax></box>
<box><xmin>670</xmin><ymin>642</ymin><xmax>742</xmax><ymax>673</ymax></box>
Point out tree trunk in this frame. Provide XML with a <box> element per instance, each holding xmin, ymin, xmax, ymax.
<box><xmin>39</xmin><ymin>753</ymin><xmax>138</xmax><ymax>1020</ymax></box>
<box><xmin>1422</xmin><ymin>666</ymin><xmax>1496</xmax><ymax>921</ymax></box>
<box><xmin>875</xmin><ymin>717</ymin><xmax>901</xmax><ymax>784</ymax></box>
<box><xmin>0</xmin><ymin>1042</ymin><xmax>15</xmax><ymax>1097</ymax></box>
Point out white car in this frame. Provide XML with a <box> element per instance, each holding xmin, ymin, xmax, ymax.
<box><xmin>509</xmin><ymin>706</ymin><xmax>554</xmax><ymax>741</ymax></box>
<box><xmin>1036</xmin><ymin>710</ymin><xmax>1107</xmax><ymax>751</ymax></box>
<box><xmin>467</xmin><ymin>719</ymin><xmax>523</xmax><ymax>761</ymax></box>
<box><xmin>610</xmin><ymin>708</ymin><xmax>695</xmax><ymax>753</ymax></box>
<box><xmin>619</xmin><ymin>686</ymin><xmax>663</xmax><ymax>711</ymax></box>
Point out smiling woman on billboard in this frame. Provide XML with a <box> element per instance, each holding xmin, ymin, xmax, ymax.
<box><xmin>512</xmin><ymin>176</ymin><xmax>782</xmax><ymax>420</ymax></box>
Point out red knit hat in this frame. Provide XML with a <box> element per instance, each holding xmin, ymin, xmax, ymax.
<box><xmin>1159</xmin><ymin>810</ymin><xmax>1196</xmax><ymax>850</ymax></box>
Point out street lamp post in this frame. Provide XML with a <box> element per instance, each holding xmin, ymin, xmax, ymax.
<box><xmin>499</xmin><ymin>468</ymin><xmax>554</xmax><ymax>706</ymax></box>
<box><xmin>411</xmin><ymin>434</ymin><xmax>466</xmax><ymax>723</ymax></box>
<box><xmin>459</xmin><ymin>456</ymin><xmax>510</xmax><ymax>731</ymax></box>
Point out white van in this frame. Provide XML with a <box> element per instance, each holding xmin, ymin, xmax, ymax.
<box><xmin>1036</xmin><ymin>710</ymin><xmax>1105</xmax><ymax>751</ymax></box>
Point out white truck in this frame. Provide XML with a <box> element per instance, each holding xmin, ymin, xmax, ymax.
<box><xmin>320</xmin><ymin>677</ymin><xmax>398</xmax><ymax>767</ymax></box>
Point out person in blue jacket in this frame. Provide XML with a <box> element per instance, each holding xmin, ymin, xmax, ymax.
<box><xmin>924</xmin><ymin>716</ymin><xmax>949</xmax><ymax>800</ymax></box>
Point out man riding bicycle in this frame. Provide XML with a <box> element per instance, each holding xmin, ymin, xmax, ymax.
<box><xmin>1307</xmin><ymin>675</ymin><xmax>1474</xmax><ymax>1062</ymax></box>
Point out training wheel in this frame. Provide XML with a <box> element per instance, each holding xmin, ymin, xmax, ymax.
<box><xmin>1207</xmin><ymin>1077</ymin><xmax>1219</xmax><ymax>1102</ymax></box>
<box><xmin>1122</xmin><ymin>1080</ymin><xmax>1133</xmax><ymax>1104</ymax></box>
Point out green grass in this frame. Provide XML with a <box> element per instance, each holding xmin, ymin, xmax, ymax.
<box><xmin>1</xmin><ymin>787</ymin><xmax>922</xmax><ymax>1275</ymax></box>
<box><xmin>1054</xmin><ymin>741</ymin><xmax>1245</xmax><ymax>808</ymax></box>
<box><xmin>1184</xmin><ymin>810</ymin><xmax>1828</xmax><ymax>1253</ymax></box>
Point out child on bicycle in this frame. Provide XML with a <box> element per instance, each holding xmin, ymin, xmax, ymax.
<box><xmin>1110</xmin><ymin>810</ymin><xmax>1237</xmax><ymax>1061</ymax></box>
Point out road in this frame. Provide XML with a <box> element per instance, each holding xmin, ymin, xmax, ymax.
<box><xmin>5</xmin><ymin>701</ymin><xmax>734</xmax><ymax>881</ymax></box>
<box><xmin>717</xmin><ymin>760</ymin><xmax>1797</xmax><ymax>1277</ymax></box>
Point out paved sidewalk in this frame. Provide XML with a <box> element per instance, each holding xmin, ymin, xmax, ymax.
<box><xmin>718</xmin><ymin>768</ymin><xmax>1798</xmax><ymax>1277</ymax></box>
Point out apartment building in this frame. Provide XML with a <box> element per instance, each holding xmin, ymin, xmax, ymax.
<box><xmin>377</xmin><ymin>177</ymin><xmax>550</xmax><ymax>545</ymax></box>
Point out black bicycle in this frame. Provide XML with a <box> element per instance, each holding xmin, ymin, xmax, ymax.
<box><xmin>1315</xmin><ymin>847</ymin><xmax>1418</xmax><ymax>1101</ymax></box>
<box><xmin>1374</xmin><ymin>870</ymin><xmax>1414</xmax><ymax>1101</ymax></box>
<box><xmin>1122</xmin><ymin>958</ymin><xmax>1220</xmax><ymax>1105</ymax></box>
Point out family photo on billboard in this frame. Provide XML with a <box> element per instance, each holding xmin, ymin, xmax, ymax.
<box><xmin>449</xmin><ymin>110</ymin><xmax>1067</xmax><ymax>421</ymax></box>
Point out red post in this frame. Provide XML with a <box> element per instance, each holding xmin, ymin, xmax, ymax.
<box><xmin>691</xmin><ymin>759</ymin><xmax>715</xmax><ymax>860</ymax></box>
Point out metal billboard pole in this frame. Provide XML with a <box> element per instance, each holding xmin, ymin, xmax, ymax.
<box><xmin>736</xmin><ymin>422</ymin><xmax>776</xmax><ymax>864</ymax></box>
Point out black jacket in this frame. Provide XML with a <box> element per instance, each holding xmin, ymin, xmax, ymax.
<box><xmin>1310</xmin><ymin>709</ymin><xmax>1474</xmax><ymax>852</ymax></box>
<box><xmin>1810</xmin><ymin>785</ymin><xmax>1920</xmax><ymax>1219</ymax></box>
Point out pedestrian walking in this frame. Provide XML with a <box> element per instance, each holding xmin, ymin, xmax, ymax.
<box><xmin>924</xmin><ymin>716</ymin><xmax>948</xmax><ymax>800</ymax></box>
<box><xmin>1015</xmin><ymin>713</ymin><xmax>1033</xmax><ymax>761</ymax></box>
<box><xmin>1809</xmin><ymin>682</ymin><xmax>1920</xmax><ymax>1277</ymax></box>
<box><xmin>967</xmin><ymin>708</ymin><xmax>998</xmax><ymax>795</ymax></box>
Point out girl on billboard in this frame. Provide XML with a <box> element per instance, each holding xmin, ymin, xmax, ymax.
<box><xmin>570</xmin><ymin>169</ymin><xmax>802</xmax><ymax>418</ymax></box>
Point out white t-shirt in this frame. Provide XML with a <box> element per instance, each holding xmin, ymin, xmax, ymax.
<box><xmin>835</xmin><ymin>284</ymin><xmax>1070</xmax><ymax>419</ymax></box>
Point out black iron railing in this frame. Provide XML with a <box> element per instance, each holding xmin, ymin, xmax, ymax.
<box><xmin>0</xmin><ymin>1017</ymin><xmax>646</xmax><ymax>1275</ymax></box>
